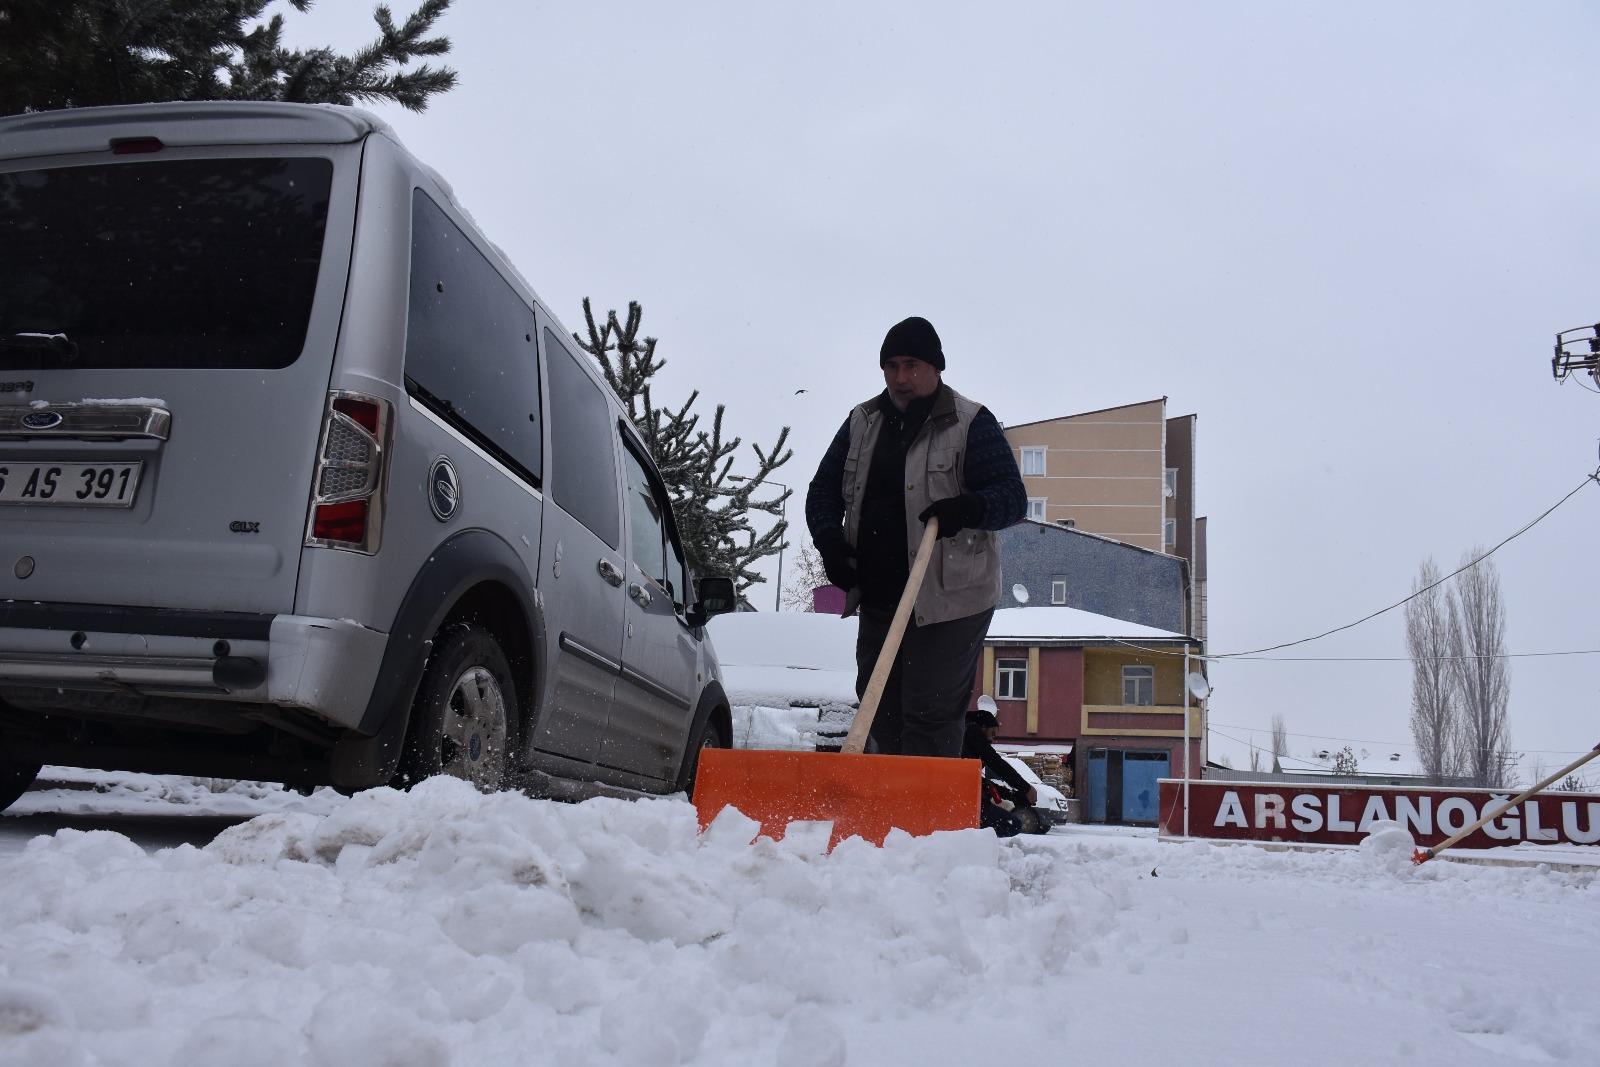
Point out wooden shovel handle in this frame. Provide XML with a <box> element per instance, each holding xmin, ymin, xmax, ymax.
<box><xmin>841</xmin><ymin>519</ymin><xmax>942</xmax><ymax>755</ymax></box>
<box><xmin>1413</xmin><ymin>741</ymin><xmax>1600</xmax><ymax>864</ymax></box>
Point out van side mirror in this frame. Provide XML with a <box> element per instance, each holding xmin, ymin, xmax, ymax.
<box><xmin>687</xmin><ymin>575</ymin><xmax>737</xmax><ymax>627</ymax></box>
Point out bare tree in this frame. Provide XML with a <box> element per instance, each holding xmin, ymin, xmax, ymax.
<box><xmin>1405</xmin><ymin>557</ymin><xmax>1462</xmax><ymax>783</ymax></box>
<box><xmin>1248</xmin><ymin>738</ymin><xmax>1264</xmax><ymax>773</ymax></box>
<box><xmin>1449</xmin><ymin>550</ymin><xmax>1512</xmax><ymax>788</ymax></box>
<box><xmin>779</xmin><ymin>544</ymin><xmax>828</xmax><ymax>612</ymax></box>
<box><xmin>1270</xmin><ymin>714</ymin><xmax>1289</xmax><ymax>771</ymax></box>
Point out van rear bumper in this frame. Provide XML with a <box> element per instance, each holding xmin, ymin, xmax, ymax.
<box><xmin>0</xmin><ymin>603</ymin><xmax>386</xmax><ymax>730</ymax></box>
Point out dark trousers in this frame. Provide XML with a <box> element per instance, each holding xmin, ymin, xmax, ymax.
<box><xmin>981</xmin><ymin>800</ymin><xmax>1024</xmax><ymax>838</ymax></box>
<box><xmin>854</xmin><ymin>606</ymin><xmax>993</xmax><ymax>758</ymax></box>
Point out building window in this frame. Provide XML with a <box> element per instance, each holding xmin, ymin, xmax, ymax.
<box><xmin>1021</xmin><ymin>447</ymin><xmax>1046</xmax><ymax>476</ymax></box>
<box><xmin>1164</xmin><ymin>468</ymin><xmax>1178</xmax><ymax>498</ymax></box>
<box><xmin>1051</xmin><ymin>577</ymin><xmax>1067</xmax><ymax>604</ymax></box>
<box><xmin>1123</xmin><ymin>665</ymin><xmax>1155</xmax><ymax>706</ymax></box>
<box><xmin>1027</xmin><ymin>497</ymin><xmax>1047</xmax><ymax>521</ymax></box>
<box><xmin>1164</xmin><ymin>517</ymin><xmax>1177</xmax><ymax>546</ymax></box>
<box><xmin>996</xmin><ymin>658</ymin><xmax>1029</xmax><ymax>700</ymax></box>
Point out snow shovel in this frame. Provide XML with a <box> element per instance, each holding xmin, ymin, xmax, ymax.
<box><xmin>1412</xmin><ymin>741</ymin><xmax>1600</xmax><ymax>865</ymax></box>
<box><xmin>692</xmin><ymin>518</ymin><xmax>981</xmax><ymax>848</ymax></box>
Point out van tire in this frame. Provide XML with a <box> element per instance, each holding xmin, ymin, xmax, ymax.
<box><xmin>0</xmin><ymin>760</ymin><xmax>41</xmax><ymax>813</ymax></box>
<box><xmin>680</xmin><ymin>713</ymin><xmax>727</xmax><ymax>799</ymax></box>
<box><xmin>397</xmin><ymin>624</ymin><xmax>518</xmax><ymax>792</ymax></box>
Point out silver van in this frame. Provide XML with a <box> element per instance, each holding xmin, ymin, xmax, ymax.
<box><xmin>0</xmin><ymin>101</ymin><xmax>738</xmax><ymax>811</ymax></box>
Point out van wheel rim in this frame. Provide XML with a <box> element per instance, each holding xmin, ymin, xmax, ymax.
<box><xmin>441</xmin><ymin>666</ymin><xmax>507</xmax><ymax>789</ymax></box>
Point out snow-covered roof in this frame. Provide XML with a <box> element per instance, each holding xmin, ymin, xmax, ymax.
<box><xmin>985</xmin><ymin>605</ymin><xmax>1190</xmax><ymax>644</ymax></box>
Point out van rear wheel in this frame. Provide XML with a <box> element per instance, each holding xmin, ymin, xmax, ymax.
<box><xmin>0</xmin><ymin>759</ymin><xmax>41</xmax><ymax>813</ymax></box>
<box><xmin>399</xmin><ymin>624</ymin><xmax>517</xmax><ymax>792</ymax></box>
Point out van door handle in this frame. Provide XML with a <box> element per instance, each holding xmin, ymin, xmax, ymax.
<box><xmin>597</xmin><ymin>558</ymin><xmax>624</xmax><ymax>586</ymax></box>
<box><xmin>629</xmin><ymin>582</ymin><xmax>652</xmax><ymax>607</ymax></box>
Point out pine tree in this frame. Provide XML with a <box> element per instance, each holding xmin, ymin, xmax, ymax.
<box><xmin>576</xmin><ymin>298</ymin><xmax>792</xmax><ymax>595</ymax></box>
<box><xmin>1330</xmin><ymin>746</ymin><xmax>1360</xmax><ymax>776</ymax></box>
<box><xmin>0</xmin><ymin>0</ymin><xmax>457</xmax><ymax>116</ymax></box>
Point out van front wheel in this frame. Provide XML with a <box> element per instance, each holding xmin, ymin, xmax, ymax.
<box><xmin>679</xmin><ymin>713</ymin><xmax>727</xmax><ymax>798</ymax></box>
<box><xmin>399</xmin><ymin>624</ymin><xmax>517</xmax><ymax>792</ymax></box>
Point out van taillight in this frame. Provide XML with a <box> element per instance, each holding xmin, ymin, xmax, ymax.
<box><xmin>306</xmin><ymin>391</ymin><xmax>391</xmax><ymax>554</ymax></box>
<box><xmin>333</xmin><ymin>396</ymin><xmax>380</xmax><ymax>434</ymax></box>
<box><xmin>312</xmin><ymin>500</ymin><xmax>369</xmax><ymax>543</ymax></box>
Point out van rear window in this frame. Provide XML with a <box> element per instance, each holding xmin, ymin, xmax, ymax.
<box><xmin>0</xmin><ymin>156</ymin><xmax>332</xmax><ymax>370</ymax></box>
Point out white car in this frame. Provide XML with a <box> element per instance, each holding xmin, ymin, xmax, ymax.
<box><xmin>1001</xmin><ymin>756</ymin><xmax>1072</xmax><ymax>828</ymax></box>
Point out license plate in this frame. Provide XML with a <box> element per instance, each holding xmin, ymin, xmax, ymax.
<box><xmin>0</xmin><ymin>461</ymin><xmax>143</xmax><ymax>507</ymax></box>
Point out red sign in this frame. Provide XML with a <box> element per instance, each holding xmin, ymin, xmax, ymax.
<box><xmin>1158</xmin><ymin>779</ymin><xmax>1600</xmax><ymax>849</ymax></box>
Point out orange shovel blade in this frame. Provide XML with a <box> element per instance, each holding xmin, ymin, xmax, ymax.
<box><xmin>692</xmin><ymin>748</ymin><xmax>982</xmax><ymax>848</ymax></box>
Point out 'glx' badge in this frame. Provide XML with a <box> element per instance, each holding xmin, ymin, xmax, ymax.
<box><xmin>429</xmin><ymin>456</ymin><xmax>459</xmax><ymax>521</ymax></box>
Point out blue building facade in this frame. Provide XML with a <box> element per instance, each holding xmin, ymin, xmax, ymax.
<box><xmin>996</xmin><ymin>519</ymin><xmax>1189</xmax><ymax>634</ymax></box>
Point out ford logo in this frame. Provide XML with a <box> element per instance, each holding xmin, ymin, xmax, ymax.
<box><xmin>21</xmin><ymin>410</ymin><xmax>62</xmax><ymax>430</ymax></box>
<box><xmin>428</xmin><ymin>456</ymin><xmax>460</xmax><ymax>521</ymax></box>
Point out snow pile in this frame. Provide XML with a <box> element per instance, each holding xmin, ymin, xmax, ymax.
<box><xmin>8</xmin><ymin>768</ymin><xmax>346</xmax><ymax>820</ymax></box>
<box><xmin>0</xmin><ymin>779</ymin><xmax>1115</xmax><ymax>1066</ymax></box>
<box><xmin>709</xmin><ymin>613</ymin><xmax>860</xmax><ymax>751</ymax></box>
<box><xmin>3</xmin><ymin>781</ymin><xmax>1598</xmax><ymax>1065</ymax></box>
<box><xmin>1359</xmin><ymin>819</ymin><xmax>1418</xmax><ymax>871</ymax></box>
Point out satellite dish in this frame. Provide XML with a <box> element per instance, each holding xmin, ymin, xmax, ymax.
<box><xmin>1185</xmin><ymin>672</ymin><xmax>1211</xmax><ymax>700</ymax></box>
<box><xmin>977</xmin><ymin>695</ymin><xmax>998</xmax><ymax>714</ymax></box>
<box><xmin>1012</xmin><ymin>583</ymin><xmax>1030</xmax><ymax>604</ymax></box>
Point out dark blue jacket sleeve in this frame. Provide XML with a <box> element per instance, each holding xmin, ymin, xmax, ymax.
<box><xmin>964</xmin><ymin>406</ymin><xmax>1027</xmax><ymax>530</ymax></box>
<box><xmin>806</xmin><ymin>416</ymin><xmax>853</xmax><ymax>550</ymax></box>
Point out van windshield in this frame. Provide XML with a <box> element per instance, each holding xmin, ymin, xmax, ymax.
<box><xmin>0</xmin><ymin>156</ymin><xmax>332</xmax><ymax>370</ymax></box>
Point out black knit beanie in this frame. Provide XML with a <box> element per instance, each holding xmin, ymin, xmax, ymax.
<box><xmin>879</xmin><ymin>316</ymin><xmax>945</xmax><ymax>371</ymax></box>
<box><xmin>968</xmin><ymin>708</ymin><xmax>1000</xmax><ymax>730</ymax></box>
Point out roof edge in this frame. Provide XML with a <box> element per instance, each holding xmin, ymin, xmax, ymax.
<box><xmin>1004</xmin><ymin>396</ymin><xmax>1168</xmax><ymax>431</ymax></box>
<box><xmin>0</xmin><ymin>101</ymin><xmax>384</xmax><ymax>160</ymax></box>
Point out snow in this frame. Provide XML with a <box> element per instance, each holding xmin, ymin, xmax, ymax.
<box><xmin>709</xmin><ymin>613</ymin><xmax>859</xmax><ymax>751</ymax></box>
<box><xmin>3</xmin><ymin>777</ymin><xmax>1598</xmax><ymax>1066</ymax></box>
<box><xmin>4</xmin><ymin>768</ymin><xmax>346</xmax><ymax>824</ymax></box>
<box><xmin>985</xmin><ymin>605</ymin><xmax>1188</xmax><ymax>642</ymax></box>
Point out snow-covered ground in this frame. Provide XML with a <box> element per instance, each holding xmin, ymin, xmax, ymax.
<box><xmin>2</xmin><ymin>773</ymin><xmax>1596</xmax><ymax>1067</ymax></box>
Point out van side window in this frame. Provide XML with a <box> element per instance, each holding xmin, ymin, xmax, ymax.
<box><xmin>622</xmin><ymin>436</ymin><xmax>691</xmax><ymax>614</ymax></box>
<box><xmin>404</xmin><ymin>191</ymin><xmax>542</xmax><ymax>486</ymax></box>
<box><xmin>666</xmin><ymin>536</ymin><xmax>689</xmax><ymax>614</ymax></box>
<box><xmin>545</xmin><ymin>328</ymin><xmax>620</xmax><ymax>548</ymax></box>
<box><xmin>621</xmin><ymin>441</ymin><xmax>668</xmax><ymax>588</ymax></box>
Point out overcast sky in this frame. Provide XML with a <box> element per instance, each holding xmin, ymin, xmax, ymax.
<box><xmin>291</xmin><ymin>1</ymin><xmax>1600</xmax><ymax>779</ymax></box>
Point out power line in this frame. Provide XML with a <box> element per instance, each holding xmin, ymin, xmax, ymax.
<box><xmin>1208</xmin><ymin>720</ymin><xmax>1598</xmax><ymax>758</ymax></box>
<box><xmin>1218</xmin><ymin>649</ymin><xmax>1600</xmax><ymax>662</ymax></box>
<box><xmin>1209</xmin><ymin>469</ymin><xmax>1599</xmax><ymax>658</ymax></box>
<box><xmin>1109</xmin><ymin>470</ymin><xmax>1599</xmax><ymax>662</ymax></box>
<box><xmin>1108</xmin><ymin>639</ymin><xmax>1600</xmax><ymax>663</ymax></box>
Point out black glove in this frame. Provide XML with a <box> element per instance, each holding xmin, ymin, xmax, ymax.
<box><xmin>815</xmin><ymin>532</ymin><xmax>857</xmax><ymax>590</ymax></box>
<box><xmin>918</xmin><ymin>494</ymin><xmax>984</xmax><ymax>539</ymax></box>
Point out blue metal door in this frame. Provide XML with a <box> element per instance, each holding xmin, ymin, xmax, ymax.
<box><xmin>1086</xmin><ymin>749</ymin><xmax>1108</xmax><ymax>822</ymax></box>
<box><xmin>1121</xmin><ymin>752</ymin><xmax>1169</xmax><ymax>823</ymax></box>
